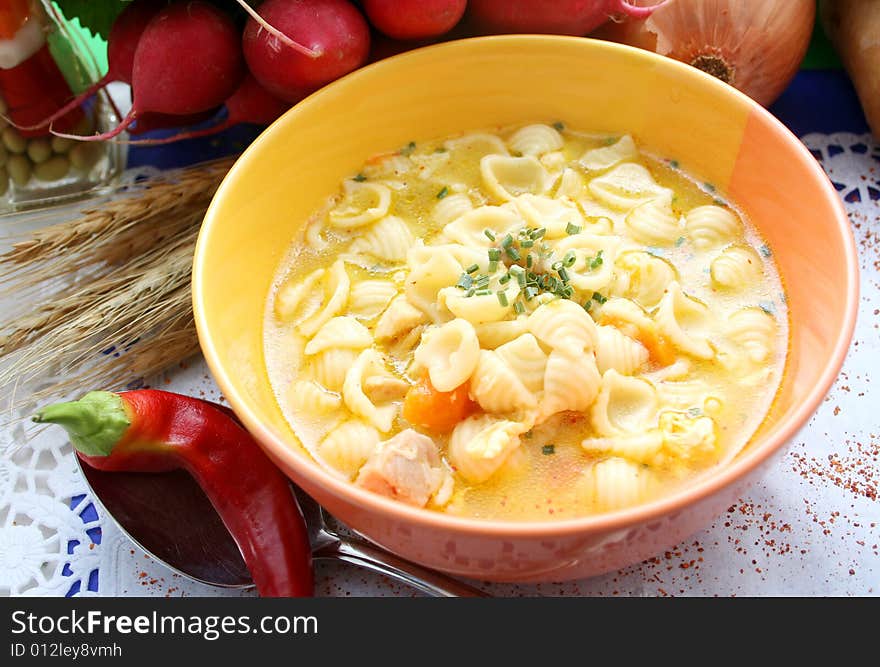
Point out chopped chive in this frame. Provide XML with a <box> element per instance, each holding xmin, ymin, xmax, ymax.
<box><xmin>497</xmin><ymin>291</ymin><xmax>509</xmax><ymax>307</ymax></box>
<box><xmin>560</xmin><ymin>285</ymin><xmax>574</xmax><ymax>299</ymax></box>
<box><xmin>524</xmin><ymin>286</ymin><xmax>538</xmax><ymax>300</ymax></box>
<box><xmin>583</xmin><ymin>300</ymin><xmax>592</xmax><ymax>312</ymax></box>
<box><xmin>530</xmin><ymin>227</ymin><xmax>546</xmax><ymax>240</ymax></box>
<box><xmin>552</xmin><ymin>121</ymin><xmax>565</xmax><ymax>131</ymax></box>
<box><xmin>488</xmin><ymin>260</ymin><xmax>499</xmax><ymax>273</ymax></box>
<box><xmin>475</xmin><ymin>288</ymin><xmax>492</xmax><ymax>296</ymax></box>
<box><xmin>400</xmin><ymin>141</ymin><xmax>416</xmax><ymax>156</ymax></box>
<box><xmin>590</xmin><ymin>251</ymin><xmax>604</xmax><ymax>270</ymax></box>
<box><xmin>499</xmin><ymin>273</ymin><xmax>511</xmax><ymax>284</ymax></box>
<box><xmin>514</xmin><ymin>302</ymin><xmax>526</xmax><ymax>315</ymax></box>
<box><xmin>592</xmin><ymin>291</ymin><xmax>608</xmax><ymax>305</ymax></box>
<box><xmin>520</xmin><ymin>238</ymin><xmax>534</xmax><ymax>248</ymax></box>
<box><xmin>465</xmin><ymin>263</ymin><xmax>479</xmax><ymax>274</ymax></box>
<box><xmin>501</xmin><ymin>233</ymin><xmax>514</xmax><ymax>248</ymax></box>
<box><xmin>488</xmin><ymin>247</ymin><xmax>501</xmax><ymax>261</ymax></box>
<box><xmin>675</xmin><ymin>236</ymin><xmax>686</xmax><ymax>247</ymax></box>
<box><xmin>505</xmin><ymin>246</ymin><xmax>521</xmax><ymax>261</ymax></box>
<box><xmin>547</xmin><ymin>275</ymin><xmax>559</xmax><ymax>292</ymax></box>
<box><xmin>565</xmin><ymin>222</ymin><xmax>581</xmax><ymax>235</ymax></box>
<box><xmin>353</xmin><ymin>173</ymin><xmax>367</xmax><ymax>182</ymax></box>
<box><xmin>466</xmin><ymin>288</ymin><xmax>475</xmax><ymax>297</ymax></box>
<box><xmin>515</xmin><ymin>272</ymin><xmax>527</xmax><ymax>288</ymax></box>
<box><xmin>526</xmin><ymin>254</ymin><xmax>533</xmax><ymax>268</ymax></box>
<box><xmin>484</xmin><ymin>229</ymin><xmax>496</xmax><ymax>242</ymax></box>
<box><xmin>475</xmin><ymin>274</ymin><xmax>490</xmax><ymax>288</ymax></box>
<box><xmin>455</xmin><ymin>274</ymin><xmax>473</xmax><ymax>290</ymax></box>
<box><xmin>563</xmin><ymin>250</ymin><xmax>577</xmax><ymax>267</ymax></box>
<box><xmin>551</xmin><ymin>260</ymin><xmax>563</xmax><ymax>271</ymax></box>
<box><xmin>557</xmin><ymin>267</ymin><xmax>570</xmax><ymax>283</ymax></box>
<box><xmin>669</xmin><ymin>159</ymin><xmax>679</xmax><ymax>169</ymax></box>
<box><xmin>542</xmin><ymin>444</ymin><xmax>556</xmax><ymax>455</ymax></box>
<box><xmin>703</xmin><ymin>182</ymin><xmax>716</xmax><ymax>193</ymax></box>
<box><xmin>436</xmin><ymin>186</ymin><xmax>449</xmax><ymax>199</ymax></box>
<box><xmin>759</xmin><ymin>244</ymin><xmax>772</xmax><ymax>258</ymax></box>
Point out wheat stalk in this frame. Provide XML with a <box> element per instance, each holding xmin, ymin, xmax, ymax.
<box><xmin>0</xmin><ymin>158</ymin><xmax>234</xmax><ymax>413</ymax></box>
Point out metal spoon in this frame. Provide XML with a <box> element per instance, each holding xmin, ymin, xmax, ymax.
<box><xmin>75</xmin><ymin>456</ymin><xmax>487</xmax><ymax>597</ymax></box>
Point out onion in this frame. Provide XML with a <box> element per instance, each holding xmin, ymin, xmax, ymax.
<box><xmin>593</xmin><ymin>0</ymin><xmax>816</xmax><ymax>106</ymax></box>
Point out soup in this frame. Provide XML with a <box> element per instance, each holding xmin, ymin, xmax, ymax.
<box><xmin>264</xmin><ymin>124</ymin><xmax>788</xmax><ymax>521</ymax></box>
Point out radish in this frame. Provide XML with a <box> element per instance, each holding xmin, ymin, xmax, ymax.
<box><xmin>128</xmin><ymin>109</ymin><xmax>221</xmax><ymax>136</ymax></box>
<box><xmin>363</xmin><ymin>0</ymin><xmax>466</xmax><ymax>40</ymax></box>
<box><xmin>242</xmin><ymin>0</ymin><xmax>371</xmax><ymax>102</ymax></box>
<box><xmin>54</xmin><ymin>1</ymin><xmax>245</xmax><ymax>142</ymax></box>
<box><xmin>17</xmin><ymin>0</ymin><xmax>164</xmax><ymax>131</ymax></box>
<box><xmin>466</xmin><ymin>0</ymin><xmax>663</xmax><ymax>36</ymax></box>
<box><xmin>121</xmin><ymin>74</ymin><xmax>292</xmax><ymax>145</ymax></box>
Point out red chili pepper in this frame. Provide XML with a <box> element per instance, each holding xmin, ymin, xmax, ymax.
<box><xmin>33</xmin><ymin>389</ymin><xmax>314</xmax><ymax>598</ymax></box>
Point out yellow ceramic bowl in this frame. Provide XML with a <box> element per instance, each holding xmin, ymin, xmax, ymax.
<box><xmin>193</xmin><ymin>36</ymin><xmax>858</xmax><ymax>582</ymax></box>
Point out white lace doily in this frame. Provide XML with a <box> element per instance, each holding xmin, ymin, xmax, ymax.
<box><xmin>2</xmin><ymin>132</ymin><xmax>877</xmax><ymax>597</ymax></box>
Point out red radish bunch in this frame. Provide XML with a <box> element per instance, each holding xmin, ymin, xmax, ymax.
<box><xmin>29</xmin><ymin>0</ymin><xmax>668</xmax><ymax>145</ymax></box>
<box><xmin>364</xmin><ymin>0</ymin><xmax>467</xmax><ymax>40</ymax></box>
<box><xmin>54</xmin><ymin>1</ymin><xmax>246</xmax><ymax>142</ymax></box>
<box><xmin>466</xmin><ymin>0</ymin><xmax>661</xmax><ymax>36</ymax></box>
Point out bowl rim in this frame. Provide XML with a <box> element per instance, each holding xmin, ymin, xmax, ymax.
<box><xmin>193</xmin><ymin>35</ymin><xmax>859</xmax><ymax>538</ymax></box>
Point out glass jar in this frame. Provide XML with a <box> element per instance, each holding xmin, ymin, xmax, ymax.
<box><xmin>0</xmin><ymin>0</ymin><xmax>124</xmax><ymax>212</ymax></box>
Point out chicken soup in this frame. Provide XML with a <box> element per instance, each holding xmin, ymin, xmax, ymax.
<box><xmin>264</xmin><ymin>124</ymin><xmax>788</xmax><ymax>520</ymax></box>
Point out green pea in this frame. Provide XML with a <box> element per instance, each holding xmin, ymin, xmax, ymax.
<box><xmin>69</xmin><ymin>142</ymin><xmax>103</xmax><ymax>171</ymax></box>
<box><xmin>27</xmin><ymin>137</ymin><xmax>52</xmax><ymax>164</ymax></box>
<box><xmin>2</xmin><ymin>127</ymin><xmax>26</xmax><ymax>154</ymax></box>
<box><xmin>0</xmin><ymin>167</ymin><xmax>8</xmax><ymax>197</ymax></box>
<box><xmin>7</xmin><ymin>154</ymin><xmax>31</xmax><ymax>185</ymax></box>
<box><xmin>33</xmin><ymin>155</ymin><xmax>70</xmax><ymax>182</ymax></box>
<box><xmin>51</xmin><ymin>135</ymin><xmax>75</xmax><ymax>154</ymax></box>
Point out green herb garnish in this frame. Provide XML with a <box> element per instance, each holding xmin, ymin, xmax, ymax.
<box><xmin>542</xmin><ymin>444</ymin><xmax>556</xmax><ymax>455</ymax></box>
<box><xmin>400</xmin><ymin>141</ymin><xmax>416</xmax><ymax>156</ymax></box>
<box><xmin>565</xmin><ymin>222</ymin><xmax>581</xmax><ymax>235</ymax></box>
<box><xmin>353</xmin><ymin>173</ymin><xmax>367</xmax><ymax>182</ymax></box>
<box><xmin>437</xmin><ymin>186</ymin><xmax>449</xmax><ymax>199</ymax></box>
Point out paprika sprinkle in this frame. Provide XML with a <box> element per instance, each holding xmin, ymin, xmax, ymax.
<box><xmin>33</xmin><ymin>389</ymin><xmax>314</xmax><ymax>597</ymax></box>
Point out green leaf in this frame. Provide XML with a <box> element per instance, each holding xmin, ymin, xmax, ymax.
<box><xmin>53</xmin><ymin>0</ymin><xmax>132</xmax><ymax>40</ymax></box>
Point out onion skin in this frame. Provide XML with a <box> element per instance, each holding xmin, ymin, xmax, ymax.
<box><xmin>821</xmin><ymin>0</ymin><xmax>880</xmax><ymax>139</ymax></box>
<box><xmin>593</xmin><ymin>0</ymin><xmax>815</xmax><ymax>107</ymax></box>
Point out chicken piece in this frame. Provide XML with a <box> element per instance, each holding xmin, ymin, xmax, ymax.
<box><xmin>355</xmin><ymin>428</ymin><xmax>450</xmax><ymax>507</ymax></box>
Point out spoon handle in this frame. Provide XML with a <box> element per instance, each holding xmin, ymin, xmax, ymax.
<box><xmin>320</xmin><ymin>536</ymin><xmax>489</xmax><ymax>597</ymax></box>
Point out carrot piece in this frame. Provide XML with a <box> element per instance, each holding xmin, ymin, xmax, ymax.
<box><xmin>599</xmin><ymin>315</ymin><xmax>676</xmax><ymax>367</ymax></box>
<box><xmin>403</xmin><ymin>374</ymin><xmax>476</xmax><ymax>434</ymax></box>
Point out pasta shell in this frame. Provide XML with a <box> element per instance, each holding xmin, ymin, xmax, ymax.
<box><xmin>432</xmin><ymin>193</ymin><xmax>474</xmax><ymax>227</ymax></box>
<box><xmin>348</xmin><ymin>215</ymin><xmax>413</xmax><ymax>262</ymax></box>
<box><xmin>328</xmin><ymin>180</ymin><xmax>391</xmax><ymax>228</ymax></box>
<box><xmin>480</xmin><ymin>154</ymin><xmax>551</xmax><ymax>202</ymax></box>
<box><xmin>348</xmin><ymin>280</ymin><xmax>398</xmax><ymax>320</ymax></box>
<box><xmin>591</xmin><ymin>369</ymin><xmax>659</xmax><ymax>436</ymax></box>
<box><xmin>588</xmin><ymin>162</ymin><xmax>669</xmax><ymax>211</ymax></box>
<box><xmin>414</xmin><ymin>318</ymin><xmax>480</xmax><ymax>391</ymax></box>
<box><xmin>578</xmin><ymin>135</ymin><xmax>639</xmax><ymax>172</ymax></box>
<box><xmin>540</xmin><ymin>349</ymin><xmax>601</xmax><ymax>419</ymax></box>
<box><xmin>595</xmin><ymin>325</ymin><xmax>649</xmax><ymax>375</ymax></box>
<box><xmin>495</xmin><ymin>333</ymin><xmax>548</xmax><ymax>394</ymax></box>
<box><xmin>528</xmin><ymin>298</ymin><xmax>599</xmax><ymax>355</ymax></box>
<box><xmin>577</xmin><ymin>457</ymin><xmax>657</xmax><ymax>511</ymax></box>
<box><xmin>727</xmin><ymin>307</ymin><xmax>777</xmax><ymax>364</ymax></box>
<box><xmin>624</xmin><ymin>192</ymin><xmax>682</xmax><ymax>246</ymax></box>
<box><xmin>507</xmin><ymin>124</ymin><xmax>564</xmax><ymax>157</ymax></box>
<box><xmin>448</xmin><ymin>414</ymin><xmax>529</xmax><ymax>483</ymax></box>
<box><xmin>710</xmin><ymin>244</ymin><xmax>763</xmax><ymax>290</ymax></box>
<box><xmin>685</xmin><ymin>205</ymin><xmax>741</xmax><ymax>250</ymax></box>
<box><xmin>654</xmin><ymin>281</ymin><xmax>715</xmax><ymax>360</ymax></box>
<box><xmin>318</xmin><ymin>419</ymin><xmax>380</xmax><ymax>480</ymax></box>
<box><xmin>305</xmin><ymin>316</ymin><xmax>372</xmax><ymax>355</ymax></box>
<box><xmin>470</xmin><ymin>349</ymin><xmax>537</xmax><ymax>414</ymax></box>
